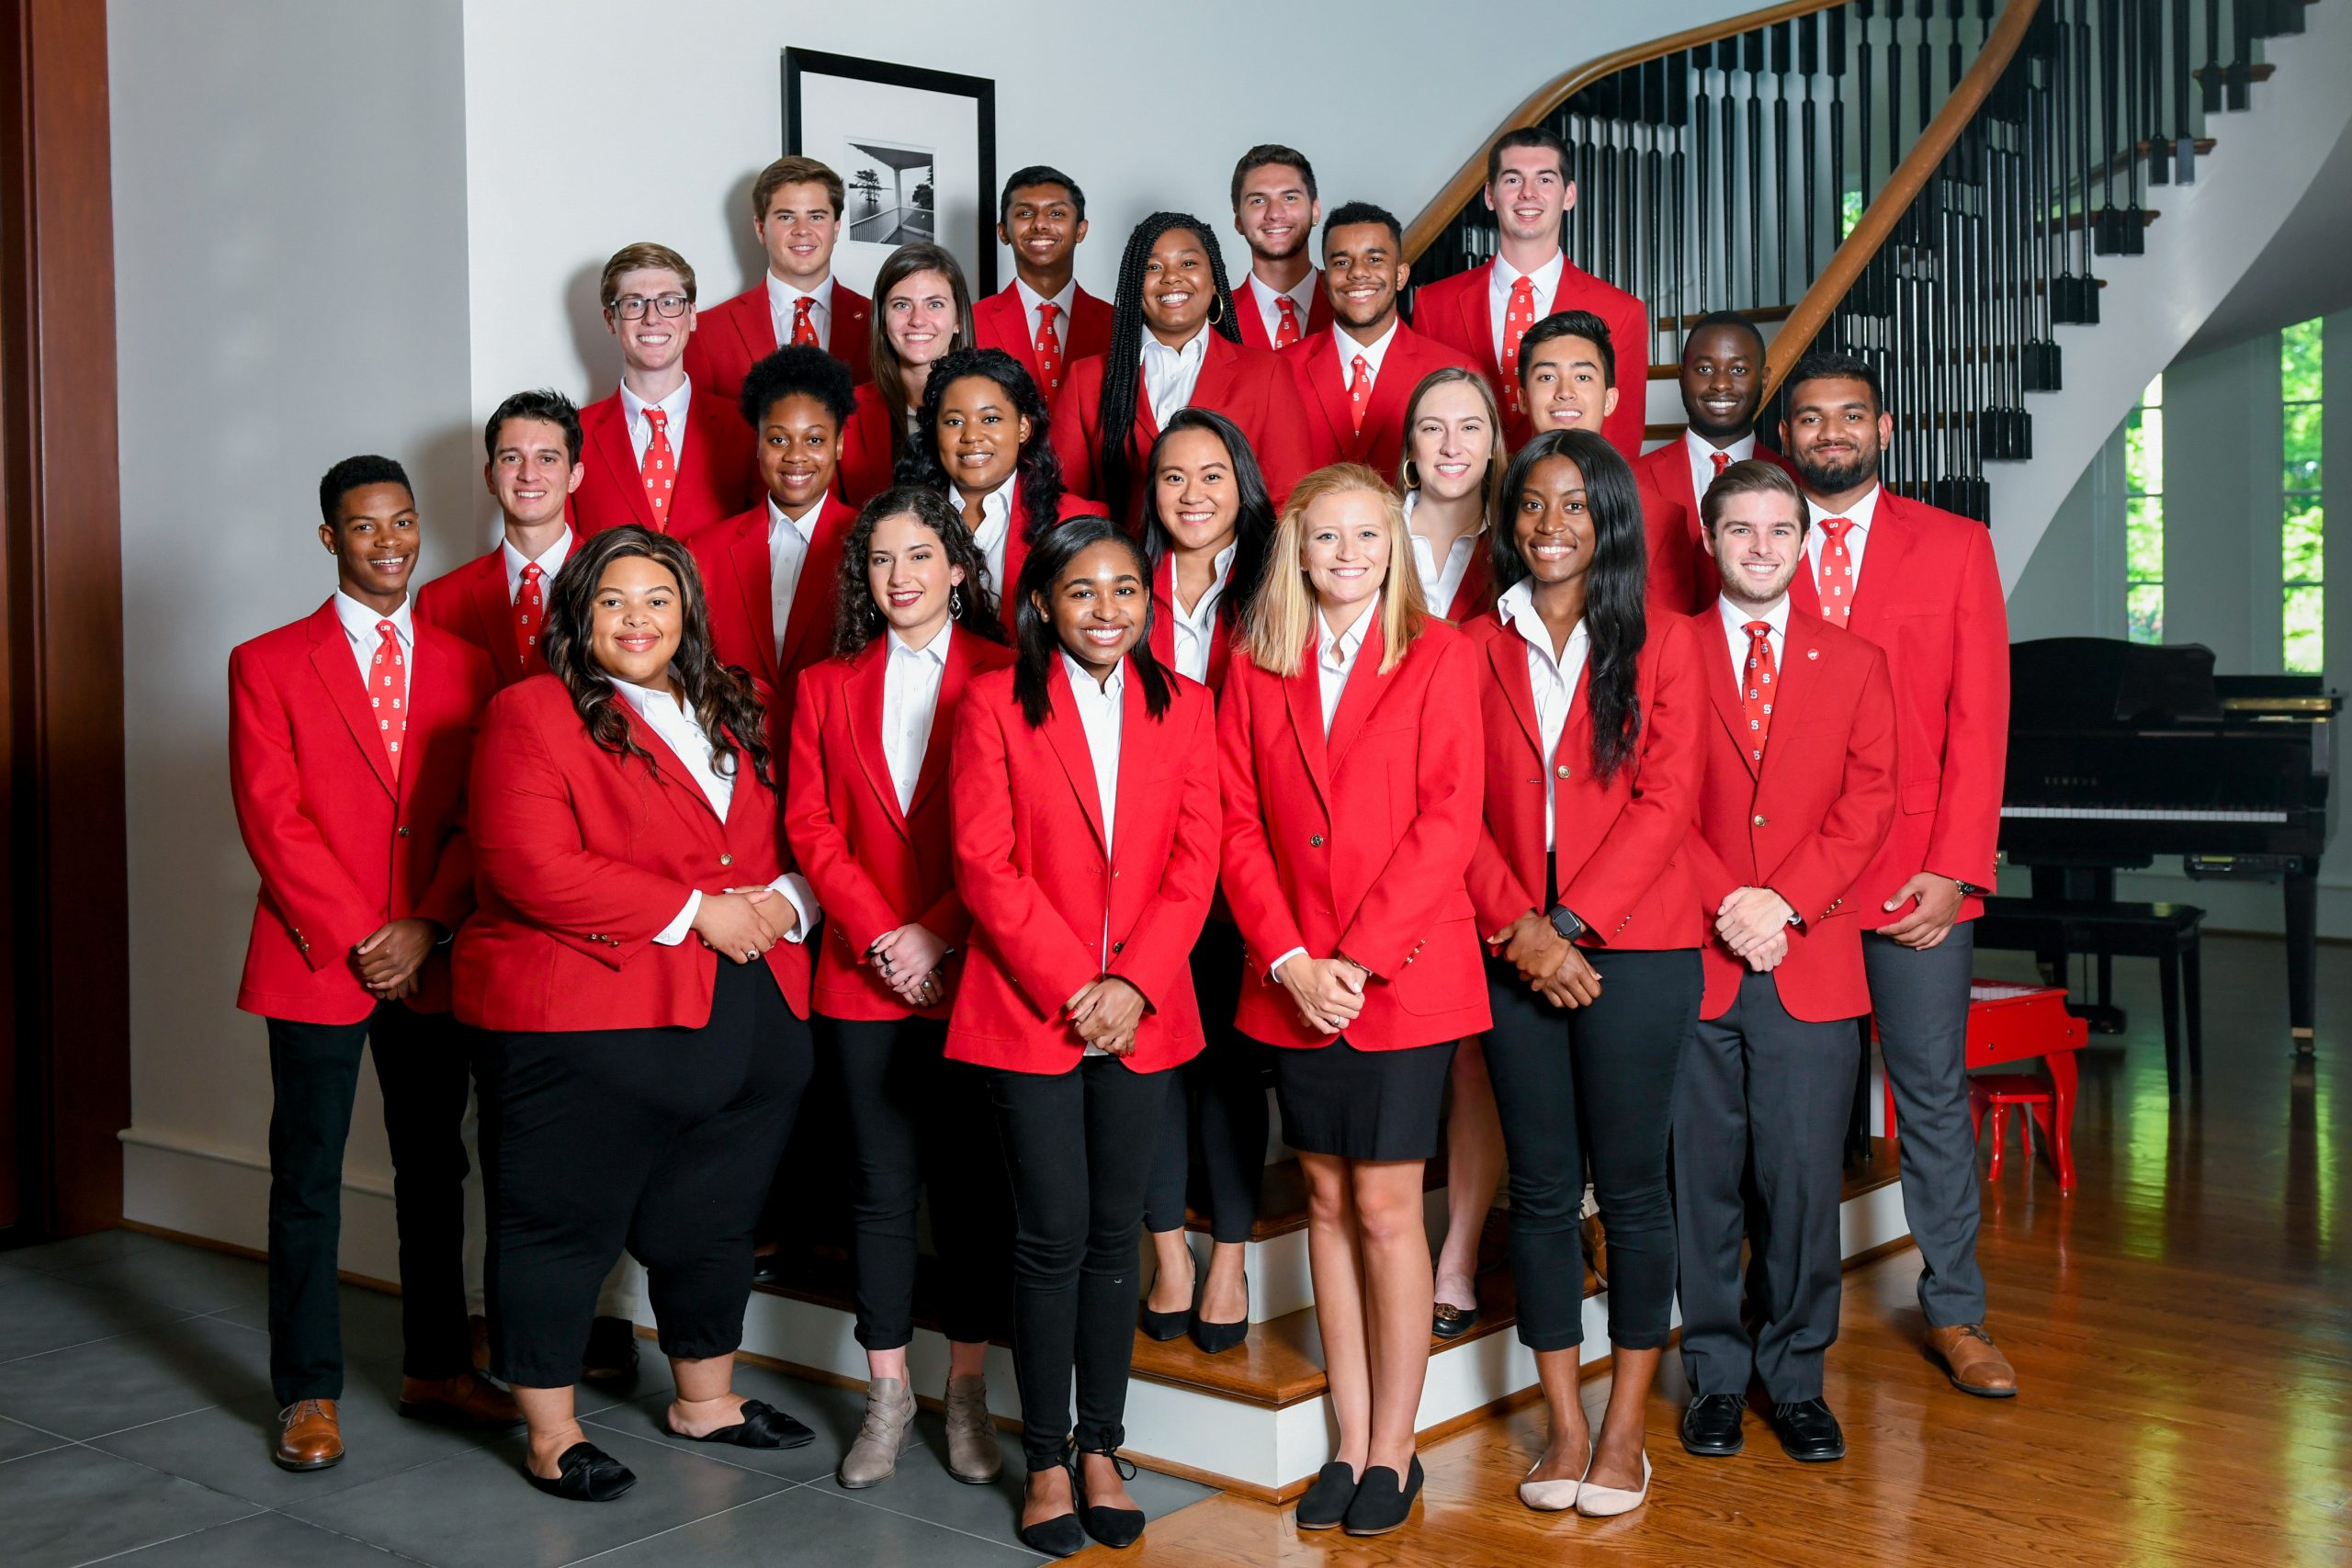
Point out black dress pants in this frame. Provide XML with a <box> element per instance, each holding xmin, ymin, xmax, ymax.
<box><xmin>989</xmin><ymin>1056</ymin><xmax>1170</xmax><ymax>1472</ymax></box>
<box><xmin>266</xmin><ymin>1002</ymin><xmax>474</xmax><ymax>1405</ymax></box>
<box><xmin>476</xmin><ymin>959</ymin><xmax>811</xmax><ymax>1389</ymax></box>
<box><xmin>1142</xmin><ymin>923</ymin><xmax>1267</xmax><ymax>1243</ymax></box>
<box><xmin>1480</xmin><ymin>947</ymin><xmax>1699</xmax><ymax>1353</ymax></box>
<box><xmin>822</xmin><ymin>1015</ymin><xmax>1012</xmax><ymax>1350</ymax></box>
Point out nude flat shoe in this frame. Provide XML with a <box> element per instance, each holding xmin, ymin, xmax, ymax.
<box><xmin>1517</xmin><ymin>1450</ymin><xmax>1587</xmax><ymax>1512</ymax></box>
<box><xmin>1576</xmin><ymin>1450</ymin><xmax>1651</xmax><ymax>1517</ymax></box>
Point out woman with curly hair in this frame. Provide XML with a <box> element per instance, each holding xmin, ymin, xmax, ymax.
<box><xmin>458</xmin><ymin>525</ymin><xmax>823</xmax><ymax>1503</ymax></box>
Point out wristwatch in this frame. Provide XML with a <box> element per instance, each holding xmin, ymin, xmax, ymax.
<box><xmin>1546</xmin><ymin>906</ymin><xmax>1587</xmax><ymax>943</ymax></box>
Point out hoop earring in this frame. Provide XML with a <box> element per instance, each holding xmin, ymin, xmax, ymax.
<box><xmin>1208</xmin><ymin>293</ymin><xmax>1226</xmax><ymax>326</ymax></box>
<box><xmin>865</xmin><ymin>599</ymin><xmax>885</xmax><ymax>628</ymax></box>
<box><xmin>950</xmin><ymin>585</ymin><xmax>965</xmax><ymax>618</ymax></box>
<box><xmin>1402</xmin><ymin>459</ymin><xmax>1420</xmax><ymax>491</ymax></box>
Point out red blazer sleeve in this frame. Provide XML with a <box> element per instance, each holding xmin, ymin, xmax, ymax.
<box><xmin>781</xmin><ymin>669</ymin><xmax>900</xmax><ymax>957</ymax></box>
<box><xmin>1216</xmin><ymin>666</ymin><xmax>1310</xmax><ymax>967</ymax></box>
<box><xmin>1337</xmin><ymin>632</ymin><xmax>1485</xmax><ymax>976</ymax></box>
<box><xmin>411</xmin><ymin>650</ymin><xmax>497</xmax><ymax>934</ymax></box>
<box><xmin>1105</xmin><ymin>686</ymin><xmax>1221</xmax><ymax>1010</ymax></box>
<box><xmin>1560</xmin><ymin>620</ymin><xmax>1703</xmax><ymax>937</ymax></box>
<box><xmin>1923</xmin><ymin>523</ymin><xmax>2009</xmax><ymax>892</ymax></box>
<box><xmin>950</xmin><ymin>692</ymin><xmax>1099</xmax><ymax>1013</ymax></box>
<box><xmin>1681</xmin><ymin>824</ymin><xmax>1742</xmax><ymax>918</ymax></box>
<box><xmin>913</xmin><ymin>885</ymin><xmax>975</xmax><ymax>950</ymax></box>
<box><xmin>1771</xmin><ymin>648</ymin><xmax>1900</xmax><ymax>925</ymax></box>
<box><xmin>1600</xmin><ymin>291</ymin><xmax>1653</xmax><ymax>460</ymax></box>
<box><xmin>1465</xmin><ymin>821</ymin><xmax>1540</xmax><ymax>937</ymax></box>
<box><xmin>227</xmin><ymin>646</ymin><xmax>378</xmax><ymax>969</ymax></box>
<box><xmin>469</xmin><ymin>693</ymin><xmax>696</xmax><ymax>970</ymax></box>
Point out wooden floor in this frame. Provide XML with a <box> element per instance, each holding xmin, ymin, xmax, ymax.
<box><xmin>1093</xmin><ymin>933</ymin><xmax>2352</xmax><ymax>1565</ymax></box>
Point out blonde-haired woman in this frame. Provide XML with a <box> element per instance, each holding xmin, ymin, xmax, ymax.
<box><xmin>1216</xmin><ymin>463</ymin><xmax>1488</xmax><ymax>1536</ymax></box>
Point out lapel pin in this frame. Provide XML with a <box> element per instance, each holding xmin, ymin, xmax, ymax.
<box><xmin>1806</xmin><ymin>648</ymin><xmax>1818</xmax><ymax>660</ymax></box>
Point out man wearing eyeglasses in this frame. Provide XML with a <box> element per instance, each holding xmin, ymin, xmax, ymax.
<box><xmin>572</xmin><ymin>243</ymin><xmax>755</xmax><ymax>541</ymax></box>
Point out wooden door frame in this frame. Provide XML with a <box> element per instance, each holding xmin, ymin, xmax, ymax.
<box><xmin>1</xmin><ymin>0</ymin><xmax>129</xmax><ymax>1239</ymax></box>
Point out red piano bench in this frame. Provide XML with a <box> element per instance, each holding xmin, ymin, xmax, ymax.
<box><xmin>1880</xmin><ymin>981</ymin><xmax>2088</xmax><ymax>1194</ymax></box>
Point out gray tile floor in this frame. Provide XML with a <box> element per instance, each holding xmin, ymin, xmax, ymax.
<box><xmin>0</xmin><ymin>1230</ymin><xmax>1216</xmax><ymax>1566</ymax></box>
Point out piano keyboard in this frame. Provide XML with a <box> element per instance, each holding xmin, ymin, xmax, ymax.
<box><xmin>2002</xmin><ymin>806</ymin><xmax>2289</xmax><ymax>822</ymax></box>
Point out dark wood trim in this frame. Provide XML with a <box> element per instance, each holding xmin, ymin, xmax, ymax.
<box><xmin>1</xmin><ymin>0</ymin><xmax>128</xmax><ymax>1238</ymax></box>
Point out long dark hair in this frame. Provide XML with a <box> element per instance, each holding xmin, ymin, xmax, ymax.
<box><xmin>1138</xmin><ymin>408</ymin><xmax>1275</xmax><ymax>634</ymax></box>
<box><xmin>898</xmin><ymin>345</ymin><xmax>1066</xmax><ymax>560</ymax></box>
<box><xmin>541</xmin><ymin>525</ymin><xmax>774</xmax><ymax>786</ymax></box>
<box><xmin>1094</xmin><ymin>212</ymin><xmax>1242</xmax><ymax>520</ymax></box>
<box><xmin>831</xmin><ymin>485</ymin><xmax>1012</xmax><ymax>658</ymax></box>
<box><xmin>1490</xmin><ymin>429</ymin><xmax>1647</xmax><ymax>782</ymax></box>
<box><xmin>1012</xmin><ymin>514</ymin><xmax>1172</xmax><ymax>728</ymax></box>
<box><xmin>867</xmin><ymin>243</ymin><xmax>978</xmax><ymax>471</ymax></box>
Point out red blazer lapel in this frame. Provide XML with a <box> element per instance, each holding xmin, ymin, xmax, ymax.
<box><xmin>1756</xmin><ymin>617</ymin><xmax>1819</xmax><ymax>787</ymax></box>
<box><xmin>587</xmin><ymin>402</ymin><xmax>657</xmax><ymax>530</ymax></box>
<box><xmin>618</xmin><ymin>701</ymin><xmax>723</xmax><ymax>823</ymax></box>
<box><xmin>1789</xmin><ymin>553</ymin><xmax>1825</xmax><ymax>619</ymax></box>
<box><xmin>1282</xmin><ymin>651</ymin><xmax>1336</xmax><ymax>818</ymax></box>
<box><xmin>1148</xmin><ymin>555</ymin><xmax>1178</xmax><ymax>669</ymax></box>
<box><xmin>1842</xmin><ymin>494</ymin><xmax>1908</xmax><ymax>638</ymax></box>
<box><xmin>729</xmin><ymin>515</ymin><xmax>785</xmax><ymax>689</ymax></box>
<box><xmin>1043</xmin><ymin>660</ymin><xmax>1112</xmax><ymax>853</ymax></box>
<box><xmin>1458</xmin><ymin>265</ymin><xmax>1500</xmax><ymax>380</ymax></box>
<box><xmin>467</xmin><ymin>555</ymin><xmax>520</xmax><ymax>675</ymax></box>
<box><xmin>1356</xmin><ymin>331</ymin><xmax>1426</xmax><ymax>462</ymax></box>
<box><xmin>1697</xmin><ymin>613</ymin><xmax>1760</xmax><ymax>779</ymax></box>
<box><xmin>1448</xmin><ymin>543</ymin><xmax>1496</xmax><ymax>623</ymax></box>
<box><xmin>1325</xmin><ymin>615</ymin><xmax>1390</xmax><ymax>773</ymax></box>
<box><xmin>305</xmin><ymin>604</ymin><xmax>396</xmax><ymax>797</ymax></box>
<box><xmin>1192</xmin><ymin>333</ymin><xmax>1245</xmax><ymax>418</ymax></box>
<box><xmin>1300</xmin><ymin>336</ymin><xmax>1357</xmax><ymax>457</ymax></box>
<box><xmin>1486</xmin><ymin>620</ymin><xmax>1544</xmax><ymax>759</ymax></box>
<box><xmin>843</xmin><ymin>638</ymin><xmax>907</xmax><ymax>835</ymax></box>
<box><xmin>908</xmin><ymin>630</ymin><xmax>987</xmax><ymax>821</ymax></box>
<box><xmin>985</xmin><ymin>288</ymin><xmax>1045</xmax><ymax>384</ymax></box>
<box><xmin>777</xmin><ymin>497</ymin><xmax>854</xmax><ymax>679</ymax></box>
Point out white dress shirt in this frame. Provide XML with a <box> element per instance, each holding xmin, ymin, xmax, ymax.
<box><xmin>1316</xmin><ymin>605</ymin><xmax>1374</xmax><ymax>733</ymax></box>
<box><xmin>967</xmin><ymin>480</ymin><xmax>1015</xmax><ymax>599</ymax></box>
<box><xmin>1061</xmin><ymin>650</ymin><xmax>1125</xmax><ymax>1057</ymax></box>
<box><xmin>1804</xmin><ymin>482</ymin><xmax>1881</xmax><ymax>597</ymax></box>
<box><xmin>1494</xmin><ymin>579</ymin><xmax>1591</xmax><ymax>850</ymax></box>
<box><xmin>1246</xmin><ymin>269</ymin><xmax>1320</xmax><ymax>344</ymax></box>
<box><xmin>1165</xmin><ymin>544</ymin><xmax>1238</xmax><ymax>682</ymax></box>
<box><xmin>610</xmin><ymin>676</ymin><xmax>818</xmax><ymax>949</ymax></box>
<box><xmin>1716</xmin><ymin>592</ymin><xmax>1792</xmax><ymax>691</ymax></box>
<box><xmin>768</xmin><ymin>272</ymin><xmax>836</xmax><ymax>351</ymax></box>
<box><xmin>1403</xmin><ymin>490</ymin><xmax>1481</xmax><ymax>618</ymax></box>
<box><xmin>1489</xmin><ymin>250</ymin><xmax>1566</xmax><ymax>362</ymax></box>
<box><xmin>1683</xmin><ymin>429</ymin><xmax>1757</xmax><ymax>506</ymax></box>
<box><xmin>1330</xmin><ymin>319</ymin><xmax>1398</xmax><ymax>394</ymax></box>
<box><xmin>332</xmin><ymin>592</ymin><xmax>413</xmax><ymax>690</ymax></box>
<box><xmin>620</xmin><ymin>378</ymin><xmax>694</xmax><ymax>468</ymax></box>
<box><xmin>1140</xmin><ymin>330</ymin><xmax>1210</xmax><ymax>421</ymax></box>
<box><xmin>768</xmin><ymin>498</ymin><xmax>825</xmax><ymax>658</ymax></box>
<box><xmin>881</xmin><ymin>624</ymin><xmax>951</xmax><ymax>814</ymax></box>
<box><xmin>501</xmin><ymin>532</ymin><xmax>571</xmax><ymax>603</ymax></box>
<box><xmin>1016</xmin><ymin>276</ymin><xmax>1078</xmax><ymax>349</ymax></box>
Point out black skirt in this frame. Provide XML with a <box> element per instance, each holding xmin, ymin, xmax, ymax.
<box><xmin>1272</xmin><ymin>1036</ymin><xmax>1459</xmax><ymax>1161</ymax></box>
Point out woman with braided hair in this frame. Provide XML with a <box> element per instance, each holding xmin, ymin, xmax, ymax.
<box><xmin>1049</xmin><ymin>211</ymin><xmax>1311</xmax><ymax>522</ymax></box>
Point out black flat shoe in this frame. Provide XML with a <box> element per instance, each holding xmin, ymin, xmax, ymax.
<box><xmin>1189</xmin><ymin>1270</ymin><xmax>1250</xmax><ymax>1355</ymax></box>
<box><xmin>1430</xmin><ymin>1300</ymin><xmax>1479</xmax><ymax>1339</ymax></box>
<box><xmin>1071</xmin><ymin>1448</ymin><xmax>1147</xmax><ymax>1549</ymax></box>
<box><xmin>1016</xmin><ymin>1510</ymin><xmax>1088</xmax><ymax>1559</ymax></box>
<box><xmin>1769</xmin><ymin>1397</ymin><xmax>1847</xmax><ymax>1462</ymax></box>
<box><xmin>1295</xmin><ymin>1461</ymin><xmax>1358</xmax><ymax>1530</ymax></box>
<box><xmin>663</xmin><ymin>1398</ymin><xmax>815</xmax><ymax>1450</ymax></box>
<box><xmin>526</xmin><ymin>1440</ymin><xmax>637</xmax><ymax>1501</ymax></box>
<box><xmin>1681</xmin><ymin>1392</ymin><xmax>1747</xmax><ymax>1456</ymax></box>
<box><xmin>1341</xmin><ymin>1455</ymin><xmax>1423</xmax><ymax>1536</ymax></box>
<box><xmin>581</xmin><ymin>1315</ymin><xmax>639</xmax><ymax>1384</ymax></box>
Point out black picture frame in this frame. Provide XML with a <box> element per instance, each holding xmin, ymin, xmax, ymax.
<box><xmin>782</xmin><ymin>48</ymin><xmax>999</xmax><ymax>295</ymax></box>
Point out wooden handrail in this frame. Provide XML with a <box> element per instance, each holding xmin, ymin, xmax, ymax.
<box><xmin>1760</xmin><ymin>0</ymin><xmax>2047</xmax><ymax>399</ymax></box>
<box><xmin>1400</xmin><ymin>0</ymin><xmax>1848</xmax><ymax>265</ymax></box>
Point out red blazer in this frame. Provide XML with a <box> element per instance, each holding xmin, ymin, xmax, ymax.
<box><xmin>834</xmin><ymin>382</ymin><xmax>900</xmax><ymax>510</ymax></box>
<box><xmin>945</xmin><ymin>662</ymin><xmax>1221</xmax><ymax>1074</ymax></box>
<box><xmin>1232</xmin><ymin>272</ymin><xmax>1333</xmax><ymax>351</ymax></box>
<box><xmin>416</xmin><ymin>537</ymin><xmax>571</xmax><ymax>688</ymax></box>
<box><xmin>1218</xmin><ymin>618</ymin><xmax>1491</xmax><ymax>1051</ymax></box>
<box><xmin>971</xmin><ymin>282</ymin><xmax>1114</xmax><ymax>409</ymax></box>
<box><xmin>1146</xmin><ymin>550</ymin><xmax>1240</xmax><ymax>693</ymax></box>
<box><xmin>1049</xmin><ymin>334</ymin><xmax>1313</xmax><ymax>519</ymax></box>
<box><xmin>571</xmin><ymin>389</ymin><xmax>755</xmax><ymax>542</ymax></box>
<box><xmin>1463</xmin><ymin>611</ymin><xmax>1705</xmax><ymax>950</ymax></box>
<box><xmin>455</xmin><ymin>674</ymin><xmax>811</xmax><ymax>1031</ymax></box>
<box><xmin>786</xmin><ymin>630</ymin><xmax>1017</xmax><ymax>1021</ymax></box>
<box><xmin>1788</xmin><ymin>491</ymin><xmax>2008</xmax><ymax>921</ymax></box>
<box><xmin>1630</xmin><ymin>440</ymin><xmax>1799</xmax><ymax>618</ymax></box>
<box><xmin>689</xmin><ymin>494</ymin><xmax>859</xmax><ymax>758</ymax></box>
<box><xmin>1683</xmin><ymin>609</ymin><xmax>1897</xmax><ymax>1022</ymax></box>
<box><xmin>684</xmin><ymin>279</ymin><xmax>875</xmax><ymax>409</ymax></box>
<box><xmin>229</xmin><ymin>602</ymin><xmax>496</xmax><ymax>1024</ymax></box>
<box><xmin>1281</xmin><ymin>322</ymin><xmax>1482</xmax><ymax>473</ymax></box>
<box><xmin>1411</xmin><ymin>257</ymin><xmax>1651</xmax><ymax>457</ymax></box>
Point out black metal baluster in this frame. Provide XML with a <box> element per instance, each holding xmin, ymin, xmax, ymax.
<box><xmin>1887</xmin><ymin>1</ymin><xmax>1905</xmax><ymax>203</ymax></box>
<box><xmin>1693</xmin><ymin>45</ymin><xmax>1713</xmax><ymax>318</ymax></box>
<box><xmin>2096</xmin><ymin>0</ymin><xmax>2123</xmax><ymax>253</ymax></box>
<box><xmin>1746</xmin><ymin>28</ymin><xmax>1766</xmax><ymax>307</ymax></box>
<box><xmin>2226</xmin><ymin>0</ymin><xmax>2251</xmax><ymax>108</ymax></box>
<box><xmin>1770</xmin><ymin>22</ymin><xmax>1792</xmax><ymax>307</ymax></box>
<box><xmin>2025</xmin><ymin>19</ymin><xmax>2064</xmax><ymax>390</ymax></box>
<box><xmin>1719</xmin><ymin>35</ymin><xmax>1741</xmax><ymax>308</ymax></box>
<box><xmin>2171</xmin><ymin>0</ymin><xmax>2197</xmax><ymax>178</ymax></box>
<box><xmin>1804</xmin><ymin>11</ymin><xmax>1824</xmax><ymax>285</ymax></box>
<box><xmin>1918</xmin><ymin>0</ymin><xmax>1938</xmax><ymax>135</ymax></box>
<box><xmin>1858</xmin><ymin>0</ymin><xmax>1876</xmax><ymax>209</ymax></box>
<box><xmin>1624</xmin><ymin>76</ymin><xmax>1645</xmax><ymax>296</ymax></box>
<box><xmin>2125</xmin><ymin>0</ymin><xmax>2149</xmax><ymax>252</ymax></box>
<box><xmin>1670</xmin><ymin>53</ymin><xmax>1690</xmax><ymax>358</ymax></box>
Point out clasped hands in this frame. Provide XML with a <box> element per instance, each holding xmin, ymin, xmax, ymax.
<box><xmin>1064</xmin><ymin>976</ymin><xmax>1149</xmax><ymax>1057</ymax></box>
<box><xmin>1276</xmin><ymin>952</ymin><xmax>1373</xmax><ymax>1033</ymax></box>
<box><xmin>1485</xmin><ymin>914</ymin><xmax>1602</xmax><ymax>1009</ymax></box>
<box><xmin>867</xmin><ymin>923</ymin><xmax>949</xmax><ymax>1009</ymax></box>
<box><xmin>1714</xmin><ymin>886</ymin><xmax>1793</xmax><ymax>971</ymax></box>
<box><xmin>693</xmin><ymin>886</ymin><xmax>803</xmax><ymax>964</ymax></box>
<box><xmin>351</xmin><ymin>917</ymin><xmax>439</xmax><ymax>1000</ymax></box>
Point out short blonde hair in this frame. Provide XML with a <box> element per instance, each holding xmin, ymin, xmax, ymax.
<box><xmin>1241</xmin><ymin>464</ymin><xmax>1427</xmax><ymax>679</ymax></box>
<box><xmin>600</xmin><ymin>242</ymin><xmax>696</xmax><ymax>309</ymax></box>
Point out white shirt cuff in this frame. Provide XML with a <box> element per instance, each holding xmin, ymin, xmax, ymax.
<box><xmin>768</xmin><ymin>873</ymin><xmax>820</xmax><ymax>943</ymax></box>
<box><xmin>1269</xmin><ymin>946</ymin><xmax>1307</xmax><ymax>980</ymax></box>
<box><xmin>654</xmin><ymin>890</ymin><xmax>700</xmax><ymax>947</ymax></box>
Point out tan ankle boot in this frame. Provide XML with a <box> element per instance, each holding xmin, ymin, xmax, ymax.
<box><xmin>943</xmin><ymin>1373</ymin><xmax>1001</xmax><ymax>1484</ymax></box>
<box><xmin>837</xmin><ymin>1377</ymin><xmax>916</xmax><ymax>1488</ymax></box>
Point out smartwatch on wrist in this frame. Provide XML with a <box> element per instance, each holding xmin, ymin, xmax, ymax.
<box><xmin>1546</xmin><ymin>906</ymin><xmax>1587</xmax><ymax>943</ymax></box>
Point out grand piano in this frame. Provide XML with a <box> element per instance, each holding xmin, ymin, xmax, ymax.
<box><xmin>2000</xmin><ymin>637</ymin><xmax>2342</xmax><ymax>1050</ymax></box>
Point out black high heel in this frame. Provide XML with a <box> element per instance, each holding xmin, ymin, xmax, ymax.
<box><xmin>1188</xmin><ymin>1269</ymin><xmax>1250</xmax><ymax>1355</ymax></box>
<box><xmin>1071</xmin><ymin>1447</ymin><xmax>1147</xmax><ymax>1549</ymax></box>
<box><xmin>1137</xmin><ymin>1250</ymin><xmax>1194</xmax><ymax>1341</ymax></box>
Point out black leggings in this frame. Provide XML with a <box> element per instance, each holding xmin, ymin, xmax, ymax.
<box><xmin>1480</xmin><ymin>946</ymin><xmax>1699</xmax><ymax>1353</ymax></box>
<box><xmin>477</xmin><ymin>959</ymin><xmax>811</xmax><ymax>1389</ymax></box>
<box><xmin>823</xmin><ymin>1015</ymin><xmax>1012</xmax><ymax>1350</ymax></box>
<box><xmin>1142</xmin><ymin>923</ymin><xmax>1267</xmax><ymax>1243</ymax></box>
<box><xmin>989</xmin><ymin>1057</ymin><xmax>1171</xmax><ymax>1472</ymax></box>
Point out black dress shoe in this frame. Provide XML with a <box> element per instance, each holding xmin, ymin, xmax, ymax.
<box><xmin>581</xmin><ymin>1316</ymin><xmax>639</xmax><ymax>1383</ymax></box>
<box><xmin>1681</xmin><ymin>1392</ymin><xmax>1747</xmax><ymax>1456</ymax></box>
<box><xmin>1071</xmin><ymin>1449</ymin><xmax>1147</xmax><ymax>1549</ymax></box>
<box><xmin>525</xmin><ymin>1440</ymin><xmax>637</xmax><ymax>1501</ymax></box>
<box><xmin>1016</xmin><ymin>1509</ymin><xmax>1089</xmax><ymax>1559</ymax></box>
<box><xmin>1189</xmin><ymin>1271</ymin><xmax>1250</xmax><ymax>1355</ymax></box>
<box><xmin>1138</xmin><ymin>1302</ymin><xmax>1190</xmax><ymax>1341</ymax></box>
<box><xmin>663</xmin><ymin>1398</ymin><xmax>815</xmax><ymax>1450</ymax></box>
<box><xmin>1342</xmin><ymin>1456</ymin><xmax>1423</xmax><ymax>1536</ymax></box>
<box><xmin>1295</xmin><ymin>1461</ymin><xmax>1358</xmax><ymax>1530</ymax></box>
<box><xmin>1769</xmin><ymin>1398</ymin><xmax>1847</xmax><ymax>1462</ymax></box>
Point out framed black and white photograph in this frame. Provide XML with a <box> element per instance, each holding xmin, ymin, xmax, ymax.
<box><xmin>783</xmin><ymin>49</ymin><xmax>997</xmax><ymax>298</ymax></box>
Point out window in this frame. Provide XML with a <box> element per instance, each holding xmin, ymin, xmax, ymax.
<box><xmin>2125</xmin><ymin>375</ymin><xmax>2165</xmax><ymax>643</ymax></box>
<box><xmin>2282</xmin><ymin>318</ymin><xmax>2324</xmax><ymax>673</ymax></box>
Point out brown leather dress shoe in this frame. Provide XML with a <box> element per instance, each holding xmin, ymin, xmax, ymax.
<box><xmin>274</xmin><ymin>1398</ymin><xmax>345</xmax><ymax>1472</ymax></box>
<box><xmin>1927</xmin><ymin>1323</ymin><xmax>2018</xmax><ymax>1397</ymax></box>
<box><xmin>399</xmin><ymin>1371</ymin><xmax>525</xmax><ymax>1427</ymax></box>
